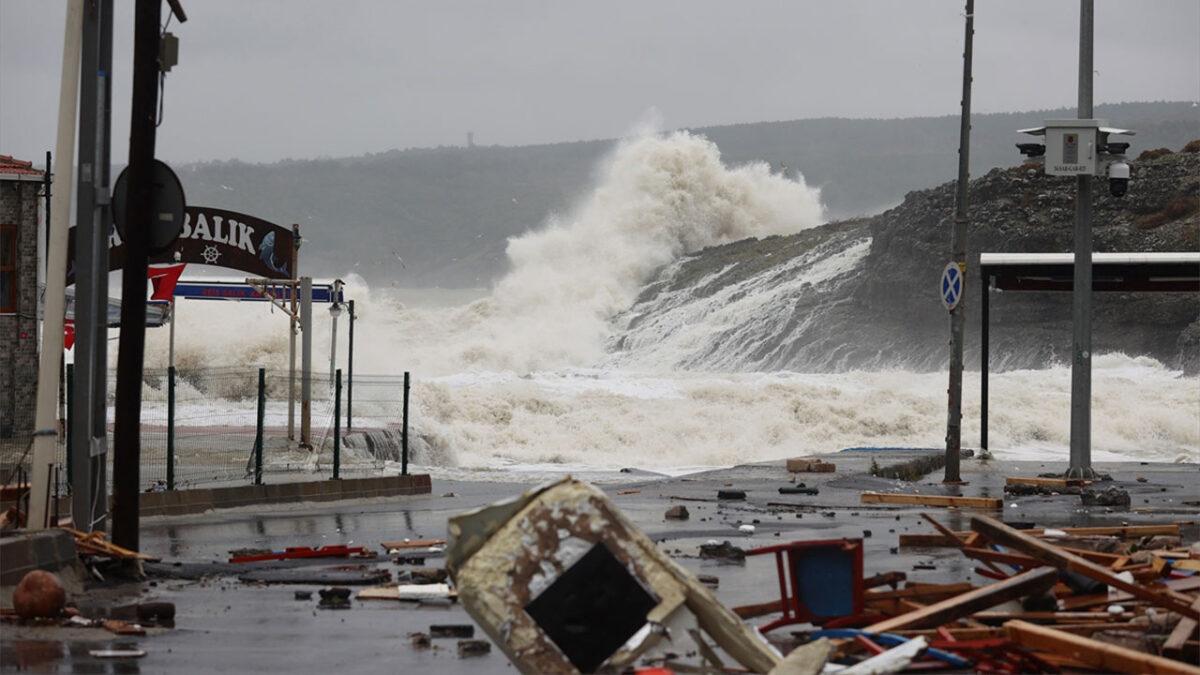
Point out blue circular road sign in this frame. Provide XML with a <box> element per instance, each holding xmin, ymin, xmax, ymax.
<box><xmin>941</xmin><ymin>262</ymin><xmax>963</xmax><ymax>310</ymax></box>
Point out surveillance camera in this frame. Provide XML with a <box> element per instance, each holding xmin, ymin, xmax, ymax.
<box><xmin>1016</xmin><ymin>143</ymin><xmax>1046</xmax><ymax>158</ymax></box>
<box><xmin>1108</xmin><ymin>161</ymin><xmax>1130</xmax><ymax>197</ymax></box>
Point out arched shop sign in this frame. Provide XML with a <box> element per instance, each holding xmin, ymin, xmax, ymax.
<box><xmin>66</xmin><ymin>206</ymin><xmax>297</xmax><ymax>285</ymax></box>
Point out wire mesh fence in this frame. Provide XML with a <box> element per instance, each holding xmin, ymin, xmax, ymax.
<box><xmin>0</xmin><ymin>365</ymin><xmax>69</xmax><ymax>509</ymax></box>
<box><xmin>3</xmin><ymin>365</ymin><xmax>412</xmax><ymax>509</ymax></box>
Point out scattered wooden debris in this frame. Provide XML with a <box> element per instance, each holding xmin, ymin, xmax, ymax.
<box><xmin>860</xmin><ymin>492</ymin><xmax>1002</xmax><ymax>509</ymax></box>
<box><xmin>62</xmin><ymin>527</ymin><xmax>159</xmax><ymax>562</ymax></box>
<box><xmin>865</xmin><ymin>568</ymin><xmax>1058</xmax><ymax>633</ymax></box>
<box><xmin>971</xmin><ymin>515</ymin><xmax>1199</xmax><ymax>620</ymax></box>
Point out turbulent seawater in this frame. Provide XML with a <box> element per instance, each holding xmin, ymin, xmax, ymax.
<box><xmin>145</xmin><ymin>131</ymin><xmax>1200</xmax><ymax>472</ymax></box>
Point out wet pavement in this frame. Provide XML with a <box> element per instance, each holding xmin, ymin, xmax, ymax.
<box><xmin>3</xmin><ymin>451</ymin><xmax>1198</xmax><ymax>673</ymax></box>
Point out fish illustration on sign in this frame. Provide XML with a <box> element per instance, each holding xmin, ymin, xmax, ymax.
<box><xmin>259</xmin><ymin>231</ymin><xmax>290</xmax><ymax>277</ymax></box>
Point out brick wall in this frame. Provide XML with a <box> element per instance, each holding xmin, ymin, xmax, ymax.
<box><xmin>0</xmin><ymin>178</ymin><xmax>41</xmax><ymax>441</ymax></box>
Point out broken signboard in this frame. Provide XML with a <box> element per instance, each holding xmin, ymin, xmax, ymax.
<box><xmin>446</xmin><ymin>477</ymin><xmax>781</xmax><ymax>674</ymax></box>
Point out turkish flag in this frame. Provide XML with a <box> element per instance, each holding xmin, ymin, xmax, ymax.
<box><xmin>148</xmin><ymin>263</ymin><xmax>186</xmax><ymax>301</ymax></box>
<box><xmin>64</xmin><ymin>320</ymin><xmax>75</xmax><ymax>350</ymax></box>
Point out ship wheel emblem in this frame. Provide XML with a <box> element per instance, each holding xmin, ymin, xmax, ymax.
<box><xmin>201</xmin><ymin>245</ymin><xmax>221</xmax><ymax>264</ymax></box>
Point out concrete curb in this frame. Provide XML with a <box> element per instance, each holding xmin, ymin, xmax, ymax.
<box><xmin>0</xmin><ymin>529</ymin><xmax>81</xmax><ymax>587</ymax></box>
<box><xmin>140</xmin><ymin>474</ymin><xmax>432</xmax><ymax>518</ymax></box>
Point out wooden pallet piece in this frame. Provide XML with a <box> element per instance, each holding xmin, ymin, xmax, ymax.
<box><xmin>1004</xmin><ymin>620</ymin><xmax>1200</xmax><ymax>675</ymax></box>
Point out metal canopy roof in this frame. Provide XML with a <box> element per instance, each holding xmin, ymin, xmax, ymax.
<box><xmin>979</xmin><ymin>251</ymin><xmax>1200</xmax><ymax>292</ymax></box>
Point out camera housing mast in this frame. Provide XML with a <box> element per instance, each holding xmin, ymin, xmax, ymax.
<box><xmin>1016</xmin><ymin>119</ymin><xmax>1135</xmax><ymax>198</ymax></box>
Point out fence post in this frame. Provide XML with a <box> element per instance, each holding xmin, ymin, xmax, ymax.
<box><xmin>401</xmin><ymin>371</ymin><xmax>410</xmax><ymax>476</ymax></box>
<box><xmin>167</xmin><ymin>365</ymin><xmax>176</xmax><ymax>490</ymax></box>
<box><xmin>65</xmin><ymin>363</ymin><xmax>74</xmax><ymax>490</ymax></box>
<box><xmin>346</xmin><ymin>300</ymin><xmax>354</xmax><ymax>432</ymax></box>
<box><xmin>254</xmin><ymin>368</ymin><xmax>265</xmax><ymax>486</ymax></box>
<box><xmin>333</xmin><ymin>369</ymin><xmax>342</xmax><ymax>480</ymax></box>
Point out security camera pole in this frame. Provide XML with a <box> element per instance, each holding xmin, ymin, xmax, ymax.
<box><xmin>1067</xmin><ymin>0</ymin><xmax>1096</xmax><ymax>479</ymax></box>
<box><xmin>943</xmin><ymin>0</ymin><xmax>974</xmax><ymax>483</ymax></box>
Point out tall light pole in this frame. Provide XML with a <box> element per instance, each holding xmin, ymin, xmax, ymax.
<box><xmin>944</xmin><ymin>0</ymin><xmax>974</xmax><ymax>483</ymax></box>
<box><xmin>1067</xmin><ymin>0</ymin><xmax>1096</xmax><ymax>479</ymax></box>
<box><xmin>28</xmin><ymin>0</ymin><xmax>84</xmax><ymax>531</ymax></box>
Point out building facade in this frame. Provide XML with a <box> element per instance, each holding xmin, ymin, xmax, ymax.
<box><xmin>0</xmin><ymin>155</ymin><xmax>44</xmax><ymax>442</ymax></box>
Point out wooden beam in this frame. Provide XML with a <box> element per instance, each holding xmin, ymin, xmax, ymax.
<box><xmin>905</xmin><ymin>523</ymin><xmax>1182</xmax><ymax>540</ymax></box>
<box><xmin>962</xmin><ymin>546</ymin><xmax>1042</xmax><ymax>569</ymax></box>
<box><xmin>971</xmin><ymin>610</ymin><xmax>1133</xmax><ymax>624</ymax></box>
<box><xmin>861</xmin><ymin>492</ymin><xmax>1001</xmax><ymax>509</ymax></box>
<box><xmin>1004</xmin><ymin>620</ymin><xmax>1200</xmax><ymax>675</ymax></box>
<box><xmin>1164</xmin><ymin>597</ymin><xmax>1200</xmax><ymax>661</ymax></box>
<box><xmin>898</xmin><ymin>533</ymin><xmax>962</xmax><ymax>547</ymax></box>
<box><xmin>971</xmin><ymin>515</ymin><xmax>1200</xmax><ymax>620</ymax></box>
<box><xmin>864</xmin><ymin>567</ymin><xmax>1057</xmax><ymax>633</ymax></box>
<box><xmin>865</xmin><ymin>583</ymin><xmax>976</xmax><ymax>602</ymax></box>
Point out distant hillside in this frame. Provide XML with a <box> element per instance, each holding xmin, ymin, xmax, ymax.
<box><xmin>176</xmin><ymin>101</ymin><xmax>1199</xmax><ymax>287</ymax></box>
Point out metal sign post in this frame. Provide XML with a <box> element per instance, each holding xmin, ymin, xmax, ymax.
<box><xmin>70</xmin><ymin>0</ymin><xmax>114</xmax><ymax>532</ymax></box>
<box><xmin>300</xmin><ymin>276</ymin><xmax>313</xmax><ymax>449</ymax></box>
<box><xmin>943</xmin><ymin>0</ymin><xmax>974</xmax><ymax>484</ymax></box>
<box><xmin>288</xmin><ymin>225</ymin><xmax>300</xmax><ymax>443</ymax></box>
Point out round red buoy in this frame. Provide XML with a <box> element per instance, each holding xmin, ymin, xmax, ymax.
<box><xmin>13</xmin><ymin>570</ymin><xmax>66</xmax><ymax>619</ymax></box>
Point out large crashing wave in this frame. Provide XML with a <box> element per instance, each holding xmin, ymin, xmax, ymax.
<box><xmin>344</xmin><ymin>131</ymin><xmax>826</xmax><ymax>375</ymax></box>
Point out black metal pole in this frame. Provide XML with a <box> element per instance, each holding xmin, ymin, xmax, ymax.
<box><xmin>254</xmin><ymin>368</ymin><xmax>265</xmax><ymax>485</ymax></box>
<box><xmin>346</xmin><ymin>300</ymin><xmax>354</xmax><ymax>432</ymax></box>
<box><xmin>167</xmin><ymin>365</ymin><xmax>175</xmax><ymax>490</ymax></box>
<box><xmin>980</xmin><ymin>274</ymin><xmax>989</xmax><ymax>453</ymax></box>
<box><xmin>401</xmin><ymin>371</ymin><xmax>410</xmax><ymax>476</ymax></box>
<box><xmin>111</xmin><ymin>0</ymin><xmax>161</xmax><ymax>551</ymax></box>
<box><xmin>333</xmin><ymin>369</ymin><xmax>341</xmax><ymax>480</ymax></box>
<box><xmin>65</xmin><ymin>363</ymin><xmax>74</xmax><ymax>488</ymax></box>
<box><xmin>44</xmin><ymin>151</ymin><xmax>51</xmax><ymax>262</ymax></box>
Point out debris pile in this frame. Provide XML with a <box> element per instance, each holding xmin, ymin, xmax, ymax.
<box><xmin>441</xmin><ymin>477</ymin><xmax>1200</xmax><ymax>674</ymax></box>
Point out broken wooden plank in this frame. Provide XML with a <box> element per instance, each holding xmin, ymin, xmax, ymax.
<box><xmin>865</xmin><ymin>582</ymin><xmax>975</xmax><ymax>603</ymax></box>
<box><xmin>972</xmin><ymin>610</ymin><xmax>1132</xmax><ymax>624</ymax></box>
<box><xmin>379</xmin><ymin>538</ymin><xmax>446</xmax><ymax>551</ymax></box>
<box><xmin>898</xmin><ymin>533</ymin><xmax>962</xmax><ymax>547</ymax></box>
<box><xmin>1004</xmin><ymin>620</ymin><xmax>1200</xmax><ymax>675</ymax></box>
<box><xmin>904</xmin><ymin>523</ymin><xmax>1183</xmax><ymax>540</ymax></box>
<box><xmin>971</xmin><ymin>515</ymin><xmax>1200</xmax><ymax>621</ymax></box>
<box><xmin>861</xmin><ymin>492</ymin><xmax>1002</xmax><ymax>509</ymax></box>
<box><xmin>1163</xmin><ymin>597</ymin><xmax>1200</xmax><ymax>661</ymax></box>
<box><xmin>864</xmin><ymin>567</ymin><xmax>1057</xmax><ymax>633</ymax></box>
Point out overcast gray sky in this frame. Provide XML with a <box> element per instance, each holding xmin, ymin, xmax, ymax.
<box><xmin>2</xmin><ymin>1</ymin><xmax>1197</xmax><ymax>165</ymax></box>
